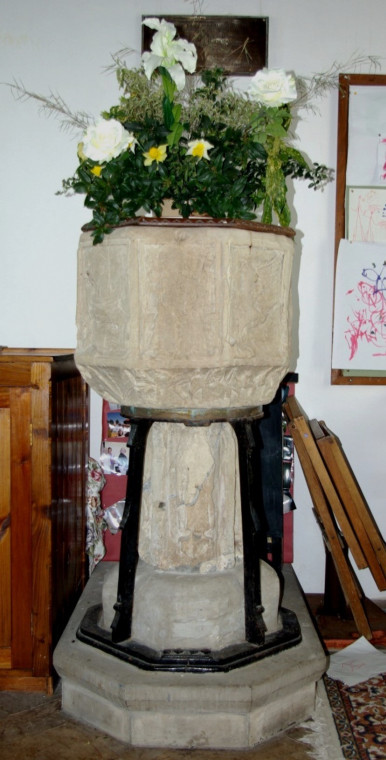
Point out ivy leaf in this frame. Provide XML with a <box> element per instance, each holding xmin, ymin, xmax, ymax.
<box><xmin>265</xmin><ymin>122</ymin><xmax>288</xmax><ymax>137</ymax></box>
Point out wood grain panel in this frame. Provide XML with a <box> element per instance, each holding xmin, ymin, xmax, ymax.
<box><xmin>0</xmin><ymin>360</ymin><xmax>35</xmax><ymax>387</ymax></box>
<box><xmin>50</xmin><ymin>371</ymin><xmax>88</xmax><ymax>648</ymax></box>
<box><xmin>10</xmin><ymin>387</ymin><xmax>33</xmax><ymax>669</ymax></box>
<box><xmin>0</xmin><ymin>404</ymin><xmax>11</xmax><ymax>651</ymax></box>
<box><xmin>0</xmin><ymin>670</ymin><xmax>51</xmax><ymax>692</ymax></box>
<box><xmin>0</xmin><ymin>648</ymin><xmax>11</xmax><ymax>667</ymax></box>
<box><xmin>30</xmin><ymin>362</ymin><xmax>52</xmax><ymax>677</ymax></box>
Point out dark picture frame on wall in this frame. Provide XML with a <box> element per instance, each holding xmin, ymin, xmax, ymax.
<box><xmin>142</xmin><ymin>16</ymin><xmax>268</xmax><ymax>76</ymax></box>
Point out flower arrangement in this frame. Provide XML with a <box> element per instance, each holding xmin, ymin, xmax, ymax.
<box><xmin>14</xmin><ymin>18</ymin><xmax>332</xmax><ymax>244</ymax></box>
<box><xmin>54</xmin><ymin>17</ymin><xmax>333</xmax><ymax>243</ymax></box>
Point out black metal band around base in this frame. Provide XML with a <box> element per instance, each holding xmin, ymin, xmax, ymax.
<box><xmin>77</xmin><ymin>603</ymin><xmax>301</xmax><ymax>673</ymax></box>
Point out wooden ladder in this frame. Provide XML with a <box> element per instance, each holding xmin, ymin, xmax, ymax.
<box><xmin>283</xmin><ymin>396</ymin><xmax>386</xmax><ymax>640</ymax></box>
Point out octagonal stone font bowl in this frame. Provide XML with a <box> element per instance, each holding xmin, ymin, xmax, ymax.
<box><xmin>75</xmin><ymin>218</ymin><xmax>295</xmax><ymax>423</ymax></box>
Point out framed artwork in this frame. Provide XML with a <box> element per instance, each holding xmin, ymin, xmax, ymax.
<box><xmin>332</xmin><ymin>73</ymin><xmax>386</xmax><ymax>384</ymax></box>
<box><xmin>332</xmin><ymin>239</ymin><xmax>386</xmax><ymax>371</ymax></box>
<box><xmin>142</xmin><ymin>16</ymin><xmax>268</xmax><ymax>76</ymax></box>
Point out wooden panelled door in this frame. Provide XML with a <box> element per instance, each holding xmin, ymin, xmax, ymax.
<box><xmin>0</xmin><ymin>349</ymin><xmax>88</xmax><ymax>692</ymax></box>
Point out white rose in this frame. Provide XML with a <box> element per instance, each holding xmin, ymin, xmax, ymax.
<box><xmin>248</xmin><ymin>68</ymin><xmax>297</xmax><ymax>106</ymax></box>
<box><xmin>82</xmin><ymin>119</ymin><xmax>132</xmax><ymax>162</ymax></box>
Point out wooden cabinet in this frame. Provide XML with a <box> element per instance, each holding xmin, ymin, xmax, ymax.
<box><xmin>0</xmin><ymin>349</ymin><xmax>88</xmax><ymax>692</ymax></box>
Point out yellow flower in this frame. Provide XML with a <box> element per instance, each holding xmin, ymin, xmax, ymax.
<box><xmin>143</xmin><ymin>144</ymin><xmax>167</xmax><ymax>165</ymax></box>
<box><xmin>187</xmin><ymin>139</ymin><xmax>213</xmax><ymax>160</ymax></box>
<box><xmin>91</xmin><ymin>165</ymin><xmax>103</xmax><ymax>177</ymax></box>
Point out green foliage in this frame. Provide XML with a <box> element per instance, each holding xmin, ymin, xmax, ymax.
<box><xmin>59</xmin><ymin>64</ymin><xmax>330</xmax><ymax>244</ymax></box>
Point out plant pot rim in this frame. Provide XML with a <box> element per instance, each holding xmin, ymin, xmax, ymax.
<box><xmin>81</xmin><ymin>216</ymin><xmax>296</xmax><ymax>239</ymax></box>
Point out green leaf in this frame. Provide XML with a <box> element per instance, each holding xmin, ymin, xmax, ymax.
<box><xmin>167</xmin><ymin>121</ymin><xmax>184</xmax><ymax>147</ymax></box>
<box><xmin>159</xmin><ymin>67</ymin><xmax>177</xmax><ymax>99</ymax></box>
<box><xmin>249</xmin><ymin>141</ymin><xmax>267</xmax><ymax>159</ymax></box>
<box><xmin>162</xmin><ymin>95</ymin><xmax>174</xmax><ymax>130</ymax></box>
<box><xmin>172</xmin><ymin>103</ymin><xmax>182</xmax><ymax>122</ymax></box>
<box><xmin>265</xmin><ymin>122</ymin><xmax>287</xmax><ymax>137</ymax></box>
<box><xmin>261</xmin><ymin>196</ymin><xmax>273</xmax><ymax>225</ymax></box>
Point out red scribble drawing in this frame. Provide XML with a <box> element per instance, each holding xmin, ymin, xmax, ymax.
<box><xmin>349</xmin><ymin>189</ymin><xmax>386</xmax><ymax>242</ymax></box>
<box><xmin>378</xmin><ymin>136</ymin><xmax>386</xmax><ymax>181</ymax></box>
<box><xmin>345</xmin><ymin>266</ymin><xmax>386</xmax><ymax>360</ymax></box>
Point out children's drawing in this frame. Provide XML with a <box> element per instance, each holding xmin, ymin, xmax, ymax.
<box><xmin>347</xmin><ymin>187</ymin><xmax>386</xmax><ymax>243</ymax></box>
<box><xmin>332</xmin><ymin>240</ymin><xmax>386</xmax><ymax>370</ymax></box>
<box><xmin>346</xmin><ymin>86</ymin><xmax>386</xmax><ymax>186</ymax></box>
<box><xmin>378</xmin><ymin>136</ymin><xmax>386</xmax><ymax>182</ymax></box>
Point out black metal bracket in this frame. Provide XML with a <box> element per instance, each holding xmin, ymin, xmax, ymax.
<box><xmin>231</xmin><ymin>420</ymin><xmax>266</xmax><ymax>645</ymax></box>
<box><xmin>77</xmin><ymin>411</ymin><xmax>302</xmax><ymax>671</ymax></box>
<box><xmin>110</xmin><ymin>420</ymin><xmax>153</xmax><ymax>644</ymax></box>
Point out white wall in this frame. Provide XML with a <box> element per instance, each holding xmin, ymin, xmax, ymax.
<box><xmin>1</xmin><ymin>0</ymin><xmax>385</xmax><ymax>601</ymax></box>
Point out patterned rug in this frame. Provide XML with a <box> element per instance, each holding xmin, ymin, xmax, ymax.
<box><xmin>323</xmin><ymin>673</ymin><xmax>386</xmax><ymax>760</ymax></box>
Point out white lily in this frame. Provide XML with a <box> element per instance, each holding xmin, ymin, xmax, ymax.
<box><xmin>142</xmin><ymin>17</ymin><xmax>197</xmax><ymax>91</ymax></box>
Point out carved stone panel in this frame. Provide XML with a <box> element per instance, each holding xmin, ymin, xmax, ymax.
<box><xmin>75</xmin><ymin>221</ymin><xmax>294</xmax><ymax>412</ymax></box>
<box><xmin>137</xmin><ymin>235</ymin><xmax>221</xmax><ymax>364</ymax></box>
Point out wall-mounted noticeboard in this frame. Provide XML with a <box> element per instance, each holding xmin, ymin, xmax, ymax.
<box><xmin>331</xmin><ymin>73</ymin><xmax>386</xmax><ymax>385</ymax></box>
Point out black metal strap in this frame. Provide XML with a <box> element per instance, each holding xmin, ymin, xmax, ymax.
<box><xmin>111</xmin><ymin>419</ymin><xmax>153</xmax><ymax>644</ymax></box>
<box><xmin>231</xmin><ymin>420</ymin><xmax>266</xmax><ymax>645</ymax></box>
